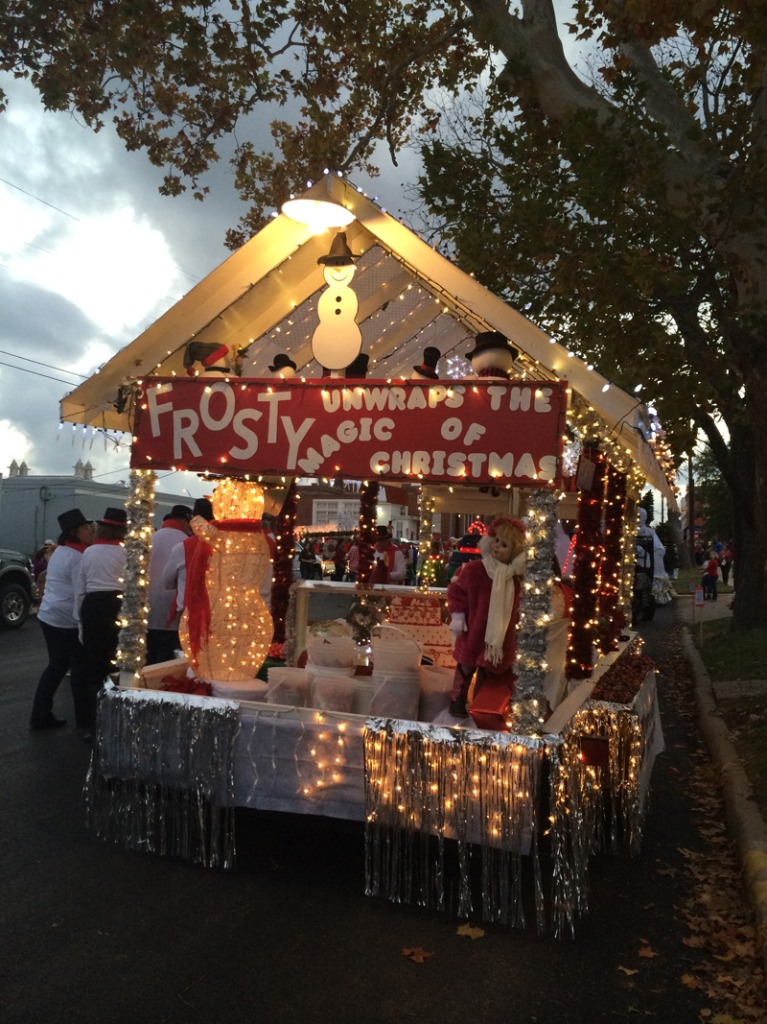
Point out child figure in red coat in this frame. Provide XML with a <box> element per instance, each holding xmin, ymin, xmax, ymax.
<box><xmin>447</xmin><ymin>515</ymin><xmax>527</xmax><ymax>717</ymax></box>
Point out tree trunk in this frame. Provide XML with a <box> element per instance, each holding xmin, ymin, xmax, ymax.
<box><xmin>668</xmin><ymin>509</ymin><xmax>691</xmax><ymax>571</ymax></box>
<box><xmin>729</xmin><ymin>421</ymin><xmax>767</xmax><ymax>630</ymax></box>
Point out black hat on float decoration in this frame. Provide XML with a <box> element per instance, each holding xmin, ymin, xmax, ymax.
<box><xmin>317</xmin><ymin>231</ymin><xmax>360</xmax><ymax>267</ymax></box>
<box><xmin>99</xmin><ymin>507</ymin><xmax>128</xmax><ymax>526</ymax></box>
<box><xmin>164</xmin><ymin>504</ymin><xmax>194</xmax><ymax>522</ymax></box>
<box><xmin>183</xmin><ymin>341</ymin><xmax>230</xmax><ymax>375</ymax></box>
<box><xmin>465</xmin><ymin>331</ymin><xmax>519</xmax><ymax>362</ymax></box>
<box><xmin>268</xmin><ymin>353</ymin><xmax>297</xmax><ymax>374</ymax></box>
<box><xmin>57</xmin><ymin>507</ymin><xmax>91</xmax><ymax>533</ymax></box>
<box><xmin>192</xmin><ymin>498</ymin><xmax>214</xmax><ymax>521</ymax></box>
<box><xmin>413</xmin><ymin>346</ymin><xmax>441</xmax><ymax>379</ymax></box>
<box><xmin>345</xmin><ymin>352</ymin><xmax>369</xmax><ymax>379</ymax></box>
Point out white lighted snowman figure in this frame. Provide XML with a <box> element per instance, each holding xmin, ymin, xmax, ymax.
<box><xmin>311</xmin><ymin>231</ymin><xmax>362</xmax><ymax>376</ymax></box>
<box><xmin>465</xmin><ymin>331</ymin><xmax>519</xmax><ymax>380</ymax></box>
<box><xmin>179</xmin><ymin>478</ymin><xmax>274</xmax><ymax>682</ymax></box>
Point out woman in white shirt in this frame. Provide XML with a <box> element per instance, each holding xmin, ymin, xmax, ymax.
<box><xmin>75</xmin><ymin>507</ymin><xmax>127</xmax><ymax>729</ymax></box>
<box><xmin>30</xmin><ymin>508</ymin><xmax>94</xmax><ymax>730</ymax></box>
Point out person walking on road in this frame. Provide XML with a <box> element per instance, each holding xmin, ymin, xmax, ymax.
<box><xmin>29</xmin><ymin>508</ymin><xmax>94</xmax><ymax>730</ymax></box>
<box><xmin>74</xmin><ymin>507</ymin><xmax>128</xmax><ymax>728</ymax></box>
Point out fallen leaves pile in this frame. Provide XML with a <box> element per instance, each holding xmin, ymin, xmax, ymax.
<box><xmin>659</xmin><ymin>628</ymin><xmax>767</xmax><ymax>1022</ymax></box>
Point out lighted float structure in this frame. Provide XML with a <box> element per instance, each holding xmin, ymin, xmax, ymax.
<box><xmin>65</xmin><ymin>174</ymin><xmax>674</xmax><ymax>933</ymax></box>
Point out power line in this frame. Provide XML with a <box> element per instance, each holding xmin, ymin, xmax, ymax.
<box><xmin>0</xmin><ymin>174</ymin><xmax>202</xmax><ymax>284</ymax></box>
<box><xmin>0</xmin><ymin>360</ymin><xmax>81</xmax><ymax>387</ymax></box>
<box><xmin>0</xmin><ymin>349</ymin><xmax>88</xmax><ymax>379</ymax></box>
<box><xmin>0</xmin><ymin>175</ymin><xmax>81</xmax><ymax>222</ymax></box>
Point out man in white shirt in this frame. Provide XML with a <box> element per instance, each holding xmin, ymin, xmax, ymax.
<box><xmin>146</xmin><ymin>504</ymin><xmax>192</xmax><ymax>663</ymax></box>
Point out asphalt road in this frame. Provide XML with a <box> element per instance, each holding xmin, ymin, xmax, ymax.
<box><xmin>0</xmin><ymin>608</ymin><xmax>756</xmax><ymax>1024</ymax></box>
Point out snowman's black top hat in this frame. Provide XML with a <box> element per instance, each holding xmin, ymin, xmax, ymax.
<box><xmin>466</xmin><ymin>331</ymin><xmax>519</xmax><ymax>362</ymax></box>
<box><xmin>317</xmin><ymin>231</ymin><xmax>360</xmax><ymax>266</ymax></box>
<box><xmin>413</xmin><ymin>346</ymin><xmax>441</xmax><ymax>379</ymax></box>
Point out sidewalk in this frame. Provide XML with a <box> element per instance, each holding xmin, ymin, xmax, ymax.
<box><xmin>676</xmin><ymin>590</ymin><xmax>767</xmax><ymax>975</ymax></box>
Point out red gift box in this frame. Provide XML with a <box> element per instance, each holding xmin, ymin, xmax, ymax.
<box><xmin>469</xmin><ymin>676</ymin><xmax>512</xmax><ymax>732</ymax></box>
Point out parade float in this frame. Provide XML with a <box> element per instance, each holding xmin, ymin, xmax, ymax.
<box><xmin>60</xmin><ymin>173</ymin><xmax>673</xmax><ymax>935</ymax></box>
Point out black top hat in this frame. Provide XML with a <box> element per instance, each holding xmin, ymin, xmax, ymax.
<box><xmin>164</xmin><ymin>504</ymin><xmax>193</xmax><ymax>521</ymax></box>
<box><xmin>376</xmin><ymin>525</ymin><xmax>390</xmax><ymax>538</ymax></box>
<box><xmin>317</xmin><ymin>231</ymin><xmax>359</xmax><ymax>267</ymax></box>
<box><xmin>345</xmin><ymin>352</ymin><xmax>369</xmax><ymax>379</ymax></box>
<box><xmin>268</xmin><ymin>353</ymin><xmax>297</xmax><ymax>374</ymax></box>
<box><xmin>413</xmin><ymin>346</ymin><xmax>441</xmax><ymax>379</ymax></box>
<box><xmin>99</xmin><ymin>507</ymin><xmax>128</xmax><ymax>526</ymax></box>
<box><xmin>466</xmin><ymin>331</ymin><xmax>519</xmax><ymax>362</ymax></box>
<box><xmin>192</xmin><ymin>497</ymin><xmax>214</xmax><ymax>521</ymax></box>
<box><xmin>57</xmin><ymin>507</ymin><xmax>91</xmax><ymax>534</ymax></box>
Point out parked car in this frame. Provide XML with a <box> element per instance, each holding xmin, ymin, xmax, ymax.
<box><xmin>0</xmin><ymin>548</ymin><xmax>35</xmax><ymax>629</ymax></box>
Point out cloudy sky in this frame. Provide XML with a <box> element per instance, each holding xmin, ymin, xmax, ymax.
<box><xmin>0</xmin><ymin>75</ymin><xmax>416</xmax><ymax>500</ymax></box>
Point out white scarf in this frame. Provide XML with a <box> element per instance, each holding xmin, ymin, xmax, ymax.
<box><xmin>483</xmin><ymin>550</ymin><xmax>527</xmax><ymax>666</ymax></box>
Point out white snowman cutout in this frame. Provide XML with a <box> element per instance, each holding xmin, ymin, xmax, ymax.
<box><xmin>464</xmin><ymin>331</ymin><xmax>519</xmax><ymax>380</ymax></box>
<box><xmin>311</xmin><ymin>232</ymin><xmax>362</xmax><ymax>376</ymax></box>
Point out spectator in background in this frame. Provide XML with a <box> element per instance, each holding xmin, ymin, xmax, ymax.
<box><xmin>447</xmin><ymin>532</ymin><xmax>482</xmax><ymax>581</ymax></box>
<box><xmin>146</xmin><ymin>504</ymin><xmax>193</xmax><ymax>663</ymax></box>
<box><xmin>332</xmin><ymin>538</ymin><xmax>348</xmax><ymax>581</ymax></box>
<box><xmin>32</xmin><ymin>539</ymin><xmax>56</xmax><ymax>606</ymax></box>
<box><xmin>32</xmin><ymin>540</ymin><xmax>56</xmax><ymax>580</ymax></box>
<box><xmin>346</xmin><ymin>536</ymin><xmax>361</xmax><ymax>582</ymax></box>
<box><xmin>370</xmin><ymin>526</ymin><xmax>406</xmax><ymax>584</ymax></box>
<box><xmin>702</xmin><ymin>550</ymin><xmax>720</xmax><ymax>601</ymax></box>
<box><xmin>30</xmin><ymin>509</ymin><xmax>94</xmax><ymax>730</ymax></box>
<box><xmin>719</xmin><ymin>543</ymin><xmax>734</xmax><ymax>587</ymax></box>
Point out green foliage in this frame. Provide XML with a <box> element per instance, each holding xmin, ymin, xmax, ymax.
<box><xmin>640</xmin><ymin>490</ymin><xmax>655</xmax><ymax>526</ymax></box>
<box><xmin>694</xmin><ymin>446</ymin><xmax>734</xmax><ymax>545</ymax></box>
<box><xmin>654</xmin><ymin>520</ymin><xmax>679</xmax><ymax>574</ymax></box>
<box><xmin>3</xmin><ymin>0</ymin><xmax>765</xmax><ymax>624</ymax></box>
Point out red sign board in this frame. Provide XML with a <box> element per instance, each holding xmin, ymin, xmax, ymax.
<box><xmin>130</xmin><ymin>377</ymin><xmax>567</xmax><ymax>486</ymax></box>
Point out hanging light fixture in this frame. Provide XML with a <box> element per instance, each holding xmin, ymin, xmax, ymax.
<box><xmin>281</xmin><ymin>198</ymin><xmax>355</xmax><ymax>233</ymax></box>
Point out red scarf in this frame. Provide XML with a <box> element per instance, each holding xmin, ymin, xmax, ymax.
<box><xmin>64</xmin><ymin>542</ymin><xmax>88</xmax><ymax>553</ymax></box>
<box><xmin>162</xmin><ymin>518</ymin><xmax>189</xmax><ymax>532</ymax></box>
<box><xmin>185</xmin><ymin>520</ymin><xmax>263</xmax><ymax>664</ymax></box>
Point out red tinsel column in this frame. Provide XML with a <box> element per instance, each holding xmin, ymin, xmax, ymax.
<box><xmin>566</xmin><ymin>447</ymin><xmax>607</xmax><ymax>680</ymax></box>
<box><xmin>270</xmin><ymin>480</ymin><xmax>298</xmax><ymax>644</ymax></box>
<box><xmin>356</xmin><ymin>480</ymin><xmax>379</xmax><ymax>586</ymax></box>
<box><xmin>598</xmin><ymin>463</ymin><xmax>627</xmax><ymax>651</ymax></box>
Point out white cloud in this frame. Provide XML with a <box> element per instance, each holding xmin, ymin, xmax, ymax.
<box><xmin>8</xmin><ymin>207</ymin><xmax>184</xmax><ymax>336</ymax></box>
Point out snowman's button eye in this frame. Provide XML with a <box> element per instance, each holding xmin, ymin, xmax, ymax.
<box><xmin>335</xmin><ymin>295</ymin><xmax>342</xmax><ymax>302</ymax></box>
<box><xmin>335</xmin><ymin>309</ymin><xmax>342</xmax><ymax>315</ymax></box>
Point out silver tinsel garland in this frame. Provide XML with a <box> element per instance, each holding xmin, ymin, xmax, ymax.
<box><xmin>84</xmin><ymin>685</ymin><xmax>239</xmax><ymax>868</ymax></box>
<box><xmin>116</xmin><ymin>468</ymin><xmax>156</xmax><ymax>678</ymax></box>
<box><xmin>363</xmin><ymin>717</ymin><xmax>603</xmax><ymax>937</ymax></box>
<box><xmin>511</xmin><ymin>489</ymin><xmax>558</xmax><ymax>733</ymax></box>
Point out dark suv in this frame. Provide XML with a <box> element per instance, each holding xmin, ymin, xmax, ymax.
<box><xmin>0</xmin><ymin>549</ymin><xmax>35</xmax><ymax>629</ymax></box>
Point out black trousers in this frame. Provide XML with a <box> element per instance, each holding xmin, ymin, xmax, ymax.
<box><xmin>30</xmin><ymin>619</ymin><xmax>90</xmax><ymax>727</ymax></box>
<box><xmin>81</xmin><ymin>590</ymin><xmax>122</xmax><ymax>727</ymax></box>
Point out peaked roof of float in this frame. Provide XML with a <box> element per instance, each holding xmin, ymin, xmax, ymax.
<box><xmin>61</xmin><ymin>173</ymin><xmax>672</xmax><ymax>497</ymax></box>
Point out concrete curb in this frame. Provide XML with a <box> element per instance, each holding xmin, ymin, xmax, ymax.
<box><xmin>682</xmin><ymin>627</ymin><xmax>767</xmax><ymax>973</ymax></box>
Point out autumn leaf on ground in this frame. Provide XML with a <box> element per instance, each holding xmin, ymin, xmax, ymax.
<box><xmin>457</xmin><ymin>923</ymin><xmax>485</xmax><ymax>940</ymax></box>
<box><xmin>617</xmin><ymin>966</ymin><xmax>639</xmax><ymax>976</ymax></box>
<box><xmin>638</xmin><ymin>945</ymin><xmax>659</xmax><ymax>958</ymax></box>
<box><xmin>681</xmin><ymin>973</ymin><xmax>701</xmax><ymax>988</ymax></box>
<box><xmin>402</xmin><ymin>947</ymin><xmax>433</xmax><ymax>964</ymax></box>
